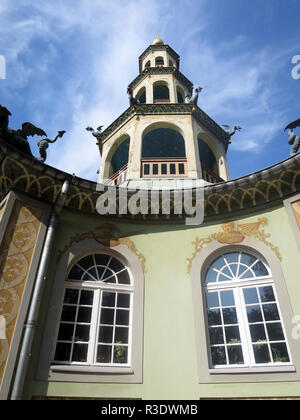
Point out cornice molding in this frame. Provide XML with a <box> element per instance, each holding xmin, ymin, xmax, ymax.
<box><xmin>99</xmin><ymin>103</ymin><xmax>229</xmax><ymax>150</ymax></box>
<box><xmin>0</xmin><ymin>140</ymin><xmax>300</xmax><ymax>223</ymax></box>
<box><xmin>128</xmin><ymin>67</ymin><xmax>193</xmax><ymax>93</ymax></box>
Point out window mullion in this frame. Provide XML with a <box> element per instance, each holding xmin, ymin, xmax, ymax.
<box><xmin>87</xmin><ymin>289</ymin><xmax>101</xmax><ymax>365</ymax></box>
<box><xmin>235</xmin><ymin>287</ymin><xmax>251</xmax><ymax>366</ymax></box>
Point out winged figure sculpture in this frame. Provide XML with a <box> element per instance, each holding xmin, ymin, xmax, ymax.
<box><xmin>285</xmin><ymin>118</ymin><xmax>300</xmax><ymax>156</ymax></box>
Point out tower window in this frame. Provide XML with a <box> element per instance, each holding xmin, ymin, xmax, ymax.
<box><xmin>111</xmin><ymin>137</ymin><xmax>130</xmax><ymax>174</ymax></box>
<box><xmin>198</xmin><ymin>137</ymin><xmax>218</xmax><ymax>174</ymax></box>
<box><xmin>142</xmin><ymin>128</ymin><xmax>186</xmax><ymax>158</ymax></box>
<box><xmin>155</xmin><ymin>57</ymin><xmax>164</xmax><ymax>67</ymax></box>
<box><xmin>177</xmin><ymin>89</ymin><xmax>184</xmax><ymax>104</ymax></box>
<box><xmin>153</xmin><ymin>83</ymin><xmax>170</xmax><ymax>102</ymax></box>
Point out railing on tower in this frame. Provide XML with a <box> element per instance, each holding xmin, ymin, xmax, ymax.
<box><xmin>105</xmin><ymin>164</ymin><xmax>128</xmax><ymax>186</ymax></box>
<box><xmin>141</xmin><ymin>158</ymin><xmax>188</xmax><ymax>178</ymax></box>
<box><xmin>201</xmin><ymin>163</ymin><xmax>224</xmax><ymax>184</ymax></box>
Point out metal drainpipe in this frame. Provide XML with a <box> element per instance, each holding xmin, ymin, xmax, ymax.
<box><xmin>10</xmin><ymin>179</ymin><xmax>71</xmax><ymax>400</ymax></box>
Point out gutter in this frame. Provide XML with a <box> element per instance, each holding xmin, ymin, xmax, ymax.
<box><xmin>10</xmin><ymin>178</ymin><xmax>71</xmax><ymax>400</ymax></box>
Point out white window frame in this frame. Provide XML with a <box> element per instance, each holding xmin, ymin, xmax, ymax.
<box><xmin>36</xmin><ymin>239</ymin><xmax>144</xmax><ymax>383</ymax></box>
<box><xmin>204</xmin><ymin>251</ymin><xmax>294</xmax><ymax>374</ymax></box>
<box><xmin>53</xmin><ymin>253</ymin><xmax>134</xmax><ymax>368</ymax></box>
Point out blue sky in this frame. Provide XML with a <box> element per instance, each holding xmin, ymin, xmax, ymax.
<box><xmin>0</xmin><ymin>0</ymin><xmax>299</xmax><ymax>181</ymax></box>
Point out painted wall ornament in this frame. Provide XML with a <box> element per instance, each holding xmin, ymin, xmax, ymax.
<box><xmin>285</xmin><ymin>118</ymin><xmax>300</xmax><ymax>156</ymax></box>
<box><xmin>187</xmin><ymin>217</ymin><xmax>281</xmax><ymax>274</ymax></box>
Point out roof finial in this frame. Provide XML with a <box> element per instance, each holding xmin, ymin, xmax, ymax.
<box><xmin>152</xmin><ymin>31</ymin><xmax>164</xmax><ymax>45</ymax></box>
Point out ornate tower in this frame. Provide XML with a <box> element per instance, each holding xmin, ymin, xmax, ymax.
<box><xmin>97</xmin><ymin>37</ymin><xmax>230</xmax><ymax>187</ymax></box>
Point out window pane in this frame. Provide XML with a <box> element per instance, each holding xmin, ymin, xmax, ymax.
<box><xmin>79</xmin><ymin>290</ymin><xmax>94</xmax><ymax>306</ymax></box>
<box><xmin>227</xmin><ymin>346</ymin><xmax>244</xmax><ymax>365</ymax></box>
<box><xmin>253</xmin><ymin>344</ymin><xmax>271</xmax><ymax>364</ymax></box>
<box><xmin>109</xmin><ymin>258</ymin><xmax>125</xmax><ymax>274</ymax></box>
<box><xmin>102</xmin><ymin>292</ymin><xmax>116</xmax><ymax>307</ymax></box>
<box><xmin>54</xmin><ymin>343</ymin><xmax>71</xmax><ymax>362</ymax></box>
<box><xmin>68</xmin><ymin>265</ymin><xmax>85</xmax><ymax>281</ymax></box>
<box><xmin>240</xmin><ymin>253</ymin><xmax>257</xmax><ymax>267</ymax></box>
<box><xmin>99</xmin><ymin>326</ymin><xmax>113</xmax><ymax>343</ymax></box>
<box><xmin>210</xmin><ymin>257</ymin><xmax>226</xmax><ymax>272</ymax></box>
<box><xmin>77</xmin><ymin>255</ymin><xmax>94</xmax><ymax>270</ymax></box>
<box><xmin>252</xmin><ymin>261</ymin><xmax>268</xmax><ymax>277</ymax></box>
<box><xmin>205</xmin><ymin>268</ymin><xmax>218</xmax><ymax>284</ymax></box>
<box><xmin>246</xmin><ymin>305</ymin><xmax>263</xmax><ymax>323</ymax></box>
<box><xmin>259</xmin><ymin>286</ymin><xmax>275</xmax><ymax>303</ymax></box>
<box><xmin>220</xmin><ymin>290</ymin><xmax>235</xmax><ymax>307</ymax></box>
<box><xmin>58</xmin><ymin>323</ymin><xmax>74</xmax><ymax>341</ymax></box>
<box><xmin>61</xmin><ymin>305</ymin><xmax>77</xmax><ymax>322</ymax></box>
<box><xmin>222</xmin><ymin>308</ymin><xmax>238</xmax><ymax>325</ymax></box>
<box><xmin>72</xmin><ymin>344</ymin><xmax>88</xmax><ymax>362</ymax></box>
<box><xmin>262</xmin><ymin>304</ymin><xmax>280</xmax><ymax>321</ymax></box>
<box><xmin>94</xmin><ymin>254</ymin><xmax>111</xmax><ymax>266</ymax></box>
<box><xmin>225</xmin><ymin>326</ymin><xmax>241</xmax><ymax>344</ymax></box>
<box><xmin>117</xmin><ymin>293</ymin><xmax>130</xmax><ymax>308</ymax></box>
<box><xmin>77</xmin><ymin>307</ymin><xmax>92</xmax><ymax>323</ymax></box>
<box><xmin>224</xmin><ymin>252</ymin><xmax>239</xmax><ymax>264</ymax></box>
<box><xmin>207</xmin><ymin>309</ymin><xmax>222</xmax><ymax>326</ymax></box>
<box><xmin>97</xmin><ymin>345</ymin><xmax>112</xmax><ymax>363</ymax></box>
<box><xmin>117</xmin><ymin>270</ymin><xmax>130</xmax><ymax>285</ymax></box>
<box><xmin>250</xmin><ymin>324</ymin><xmax>266</xmax><ymax>343</ymax></box>
<box><xmin>211</xmin><ymin>347</ymin><xmax>226</xmax><ymax>365</ymax></box>
<box><xmin>113</xmin><ymin>346</ymin><xmax>128</xmax><ymax>364</ymax></box>
<box><xmin>116</xmin><ymin>309</ymin><xmax>130</xmax><ymax>326</ymax></box>
<box><xmin>206</xmin><ymin>292</ymin><xmax>219</xmax><ymax>308</ymax></box>
<box><xmin>271</xmin><ymin>343</ymin><xmax>290</xmax><ymax>363</ymax></box>
<box><xmin>209</xmin><ymin>327</ymin><xmax>224</xmax><ymax>345</ymax></box>
<box><xmin>266</xmin><ymin>323</ymin><xmax>285</xmax><ymax>341</ymax></box>
<box><xmin>115</xmin><ymin>327</ymin><xmax>129</xmax><ymax>344</ymax></box>
<box><xmin>64</xmin><ymin>289</ymin><xmax>79</xmax><ymax>304</ymax></box>
<box><xmin>100</xmin><ymin>308</ymin><xmax>115</xmax><ymax>325</ymax></box>
<box><xmin>74</xmin><ymin>325</ymin><xmax>90</xmax><ymax>342</ymax></box>
<box><xmin>243</xmin><ymin>288</ymin><xmax>259</xmax><ymax>305</ymax></box>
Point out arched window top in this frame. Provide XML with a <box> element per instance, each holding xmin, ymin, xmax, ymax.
<box><xmin>137</xmin><ymin>87</ymin><xmax>146</xmax><ymax>104</ymax></box>
<box><xmin>205</xmin><ymin>251</ymin><xmax>270</xmax><ymax>285</ymax></box>
<box><xmin>142</xmin><ymin>127</ymin><xmax>186</xmax><ymax>158</ymax></box>
<box><xmin>153</xmin><ymin>82</ymin><xmax>170</xmax><ymax>101</ymax></box>
<box><xmin>155</xmin><ymin>56</ymin><xmax>164</xmax><ymax>67</ymax></box>
<box><xmin>198</xmin><ymin>137</ymin><xmax>218</xmax><ymax>173</ymax></box>
<box><xmin>111</xmin><ymin>136</ymin><xmax>130</xmax><ymax>174</ymax></box>
<box><xmin>68</xmin><ymin>253</ymin><xmax>131</xmax><ymax>285</ymax></box>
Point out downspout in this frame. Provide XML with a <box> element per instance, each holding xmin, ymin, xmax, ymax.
<box><xmin>10</xmin><ymin>178</ymin><xmax>71</xmax><ymax>400</ymax></box>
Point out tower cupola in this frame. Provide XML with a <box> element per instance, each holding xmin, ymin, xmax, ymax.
<box><xmin>97</xmin><ymin>40</ymin><xmax>230</xmax><ymax>187</ymax></box>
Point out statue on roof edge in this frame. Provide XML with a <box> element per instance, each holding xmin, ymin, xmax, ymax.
<box><xmin>285</xmin><ymin>118</ymin><xmax>300</xmax><ymax>156</ymax></box>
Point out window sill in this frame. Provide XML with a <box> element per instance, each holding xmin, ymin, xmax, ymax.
<box><xmin>209</xmin><ymin>365</ymin><xmax>296</xmax><ymax>375</ymax></box>
<box><xmin>51</xmin><ymin>364</ymin><xmax>134</xmax><ymax>375</ymax></box>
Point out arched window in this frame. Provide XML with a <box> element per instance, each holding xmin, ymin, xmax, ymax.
<box><xmin>53</xmin><ymin>253</ymin><xmax>133</xmax><ymax>366</ymax></box>
<box><xmin>137</xmin><ymin>87</ymin><xmax>146</xmax><ymax>104</ymax></box>
<box><xmin>177</xmin><ymin>88</ymin><xmax>184</xmax><ymax>104</ymax></box>
<box><xmin>142</xmin><ymin>127</ymin><xmax>186</xmax><ymax>159</ymax></box>
<box><xmin>153</xmin><ymin>82</ymin><xmax>170</xmax><ymax>102</ymax></box>
<box><xmin>155</xmin><ymin>56</ymin><xmax>164</xmax><ymax>67</ymax></box>
<box><xmin>144</xmin><ymin>60</ymin><xmax>151</xmax><ymax>69</ymax></box>
<box><xmin>198</xmin><ymin>137</ymin><xmax>218</xmax><ymax>174</ymax></box>
<box><xmin>111</xmin><ymin>137</ymin><xmax>130</xmax><ymax>174</ymax></box>
<box><xmin>204</xmin><ymin>250</ymin><xmax>292</xmax><ymax>369</ymax></box>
